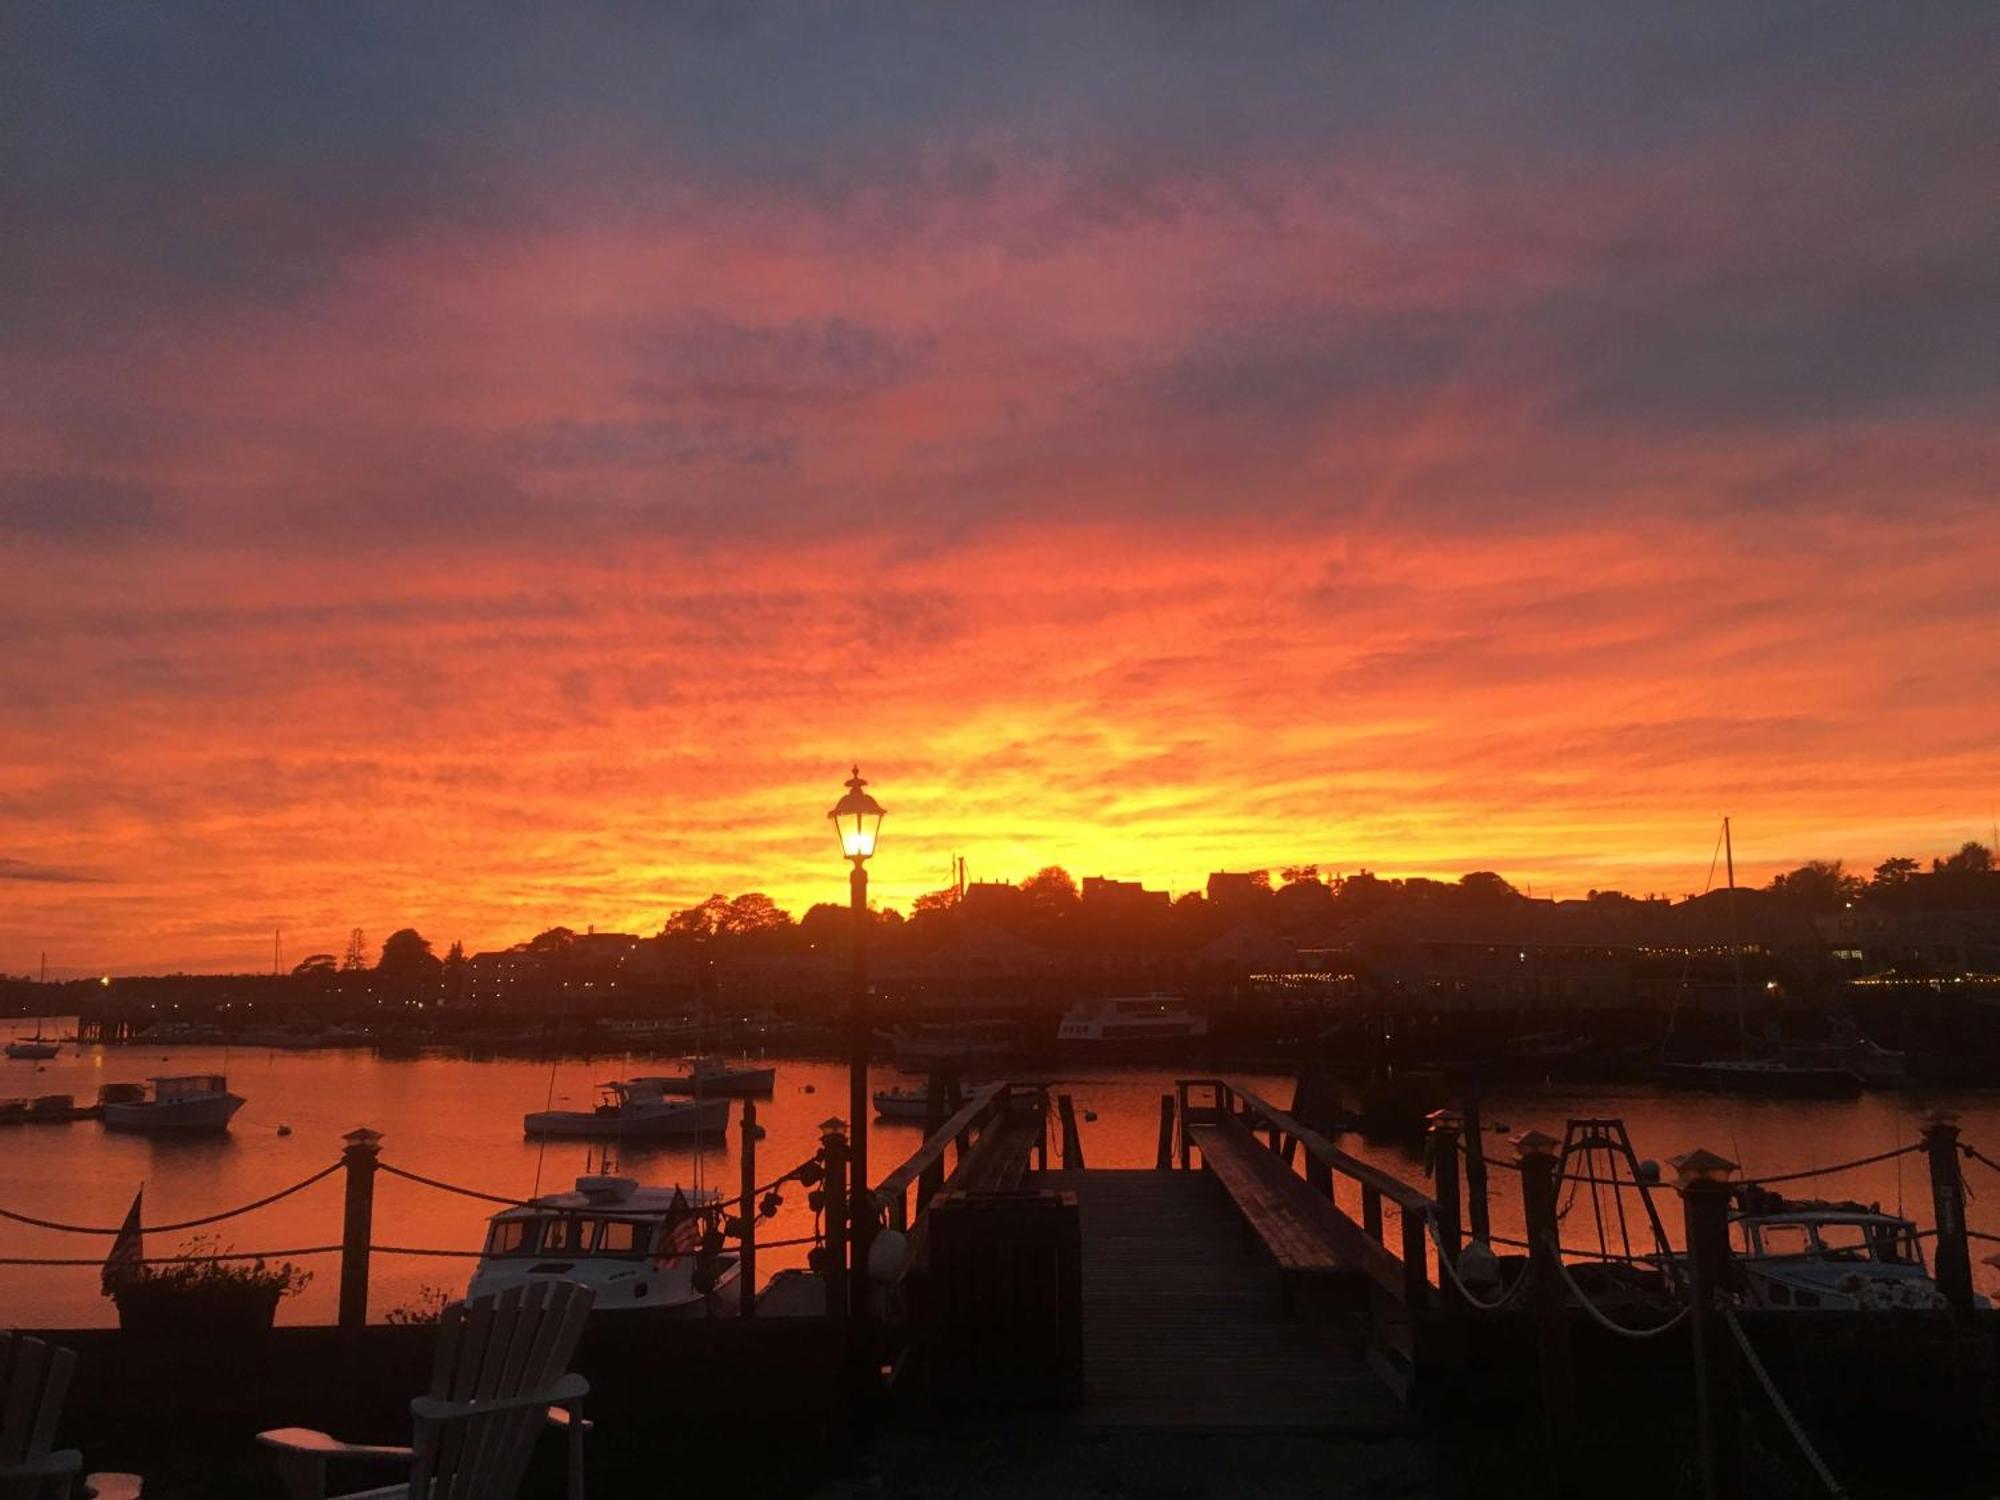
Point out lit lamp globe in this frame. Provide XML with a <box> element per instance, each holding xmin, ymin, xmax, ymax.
<box><xmin>828</xmin><ymin>766</ymin><xmax>886</xmax><ymax>864</ymax></box>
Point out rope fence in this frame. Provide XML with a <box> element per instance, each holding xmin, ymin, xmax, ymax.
<box><xmin>0</xmin><ymin>1162</ymin><xmax>342</xmax><ymax>1235</ymax></box>
<box><xmin>1544</xmin><ymin>1237</ymin><xmax>1691</xmax><ymax>1340</ymax></box>
<box><xmin>1725</xmin><ymin>1308</ymin><xmax>1850</xmax><ymax>1498</ymax></box>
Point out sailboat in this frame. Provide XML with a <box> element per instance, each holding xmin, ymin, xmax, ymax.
<box><xmin>7</xmin><ymin>958</ymin><xmax>60</xmax><ymax>1059</ymax></box>
<box><xmin>1656</xmin><ymin>818</ymin><xmax>1861</xmax><ymax>1098</ymax></box>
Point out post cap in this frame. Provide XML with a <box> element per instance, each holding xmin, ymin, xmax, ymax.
<box><xmin>342</xmin><ymin>1126</ymin><xmax>383</xmax><ymax>1148</ymax></box>
<box><xmin>1669</xmin><ymin>1147</ymin><xmax>1738</xmax><ymax>1187</ymax></box>
<box><xmin>1921</xmin><ymin>1109</ymin><xmax>1961</xmax><ymax>1132</ymax></box>
<box><xmin>1510</xmin><ymin>1129</ymin><xmax>1560</xmax><ymax>1160</ymax></box>
<box><xmin>818</xmin><ymin>1116</ymin><xmax>848</xmax><ymax>1136</ymax></box>
<box><xmin>1425</xmin><ymin>1108</ymin><xmax>1464</xmax><ymax>1131</ymax></box>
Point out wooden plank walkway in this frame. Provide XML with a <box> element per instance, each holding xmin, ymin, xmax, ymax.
<box><xmin>1035</xmin><ymin>1169</ymin><xmax>1412</xmax><ymax>1434</ymax></box>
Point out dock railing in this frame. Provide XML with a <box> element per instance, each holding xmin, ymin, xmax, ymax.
<box><xmin>871</xmin><ymin>1081</ymin><xmax>1048</xmax><ymax>1236</ymax></box>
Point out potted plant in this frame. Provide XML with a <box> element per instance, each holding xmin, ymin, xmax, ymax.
<box><xmin>107</xmin><ymin>1235</ymin><xmax>313</xmax><ymax>1338</ymax></box>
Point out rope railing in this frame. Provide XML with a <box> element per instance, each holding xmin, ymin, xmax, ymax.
<box><xmin>0</xmin><ymin>1245</ymin><xmax>342</xmax><ymax>1267</ymax></box>
<box><xmin>1725</xmin><ymin>1308</ymin><xmax>1850</xmax><ymax>1498</ymax></box>
<box><xmin>0</xmin><ymin>1162</ymin><xmax>343</xmax><ymax>1236</ymax></box>
<box><xmin>1424</xmin><ymin>1216</ymin><xmax>1530</xmax><ymax>1313</ymax></box>
<box><xmin>1961</xmin><ymin>1144</ymin><xmax>2000</xmax><ymax>1178</ymax></box>
<box><xmin>373</xmin><ymin>1162</ymin><xmax>536</xmax><ymax>1208</ymax></box>
<box><xmin>1739</xmin><ymin>1143</ymin><xmax>1921</xmax><ymax>1187</ymax></box>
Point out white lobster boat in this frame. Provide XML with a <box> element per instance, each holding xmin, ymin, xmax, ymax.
<box><xmin>101</xmin><ymin>1074</ymin><xmax>245</xmax><ymax>1133</ymax></box>
<box><xmin>468</xmin><ymin>1174</ymin><xmax>737</xmax><ymax>1317</ymax></box>
<box><xmin>1731</xmin><ymin>1189</ymin><xmax>1979</xmax><ymax>1310</ymax></box>
<box><xmin>523</xmin><ymin>1079</ymin><xmax>730</xmax><ymax>1140</ymax></box>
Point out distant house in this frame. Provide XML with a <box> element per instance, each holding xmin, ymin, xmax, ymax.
<box><xmin>1082</xmin><ymin>876</ymin><xmax>1171</xmax><ymax>914</ymax></box>
<box><xmin>1206</xmin><ymin>871</ymin><xmax>1269</xmax><ymax>913</ymax></box>
<box><xmin>960</xmin><ymin>881</ymin><xmax>1029</xmax><ymax>918</ymax></box>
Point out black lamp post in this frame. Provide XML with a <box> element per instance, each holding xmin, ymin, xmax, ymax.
<box><xmin>827</xmin><ymin>766</ymin><xmax>885</xmax><ymax>1330</ymax></box>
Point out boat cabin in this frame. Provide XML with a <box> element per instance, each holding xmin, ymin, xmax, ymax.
<box><xmin>481</xmin><ymin>1177</ymin><xmax>710</xmax><ymax>1263</ymax></box>
<box><xmin>151</xmin><ymin>1074</ymin><xmax>231</xmax><ymax>1100</ymax></box>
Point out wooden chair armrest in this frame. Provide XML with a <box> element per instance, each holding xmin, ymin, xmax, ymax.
<box><xmin>85</xmin><ymin>1476</ymin><xmax>145</xmax><ymax>1500</ymax></box>
<box><xmin>408</xmin><ymin>1371</ymin><xmax>589</xmax><ymax>1422</ymax></box>
<box><xmin>255</xmin><ymin>1429</ymin><xmax>414</xmax><ymax>1500</ymax></box>
<box><xmin>544</xmin><ymin>1401</ymin><xmax>594</xmax><ymax>1433</ymax></box>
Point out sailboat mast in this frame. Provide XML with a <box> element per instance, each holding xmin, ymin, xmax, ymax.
<box><xmin>1724</xmin><ymin>817</ymin><xmax>1747</xmax><ymax>1055</ymax></box>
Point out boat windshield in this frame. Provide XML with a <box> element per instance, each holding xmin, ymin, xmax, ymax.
<box><xmin>485</xmin><ymin>1214</ymin><xmax>656</xmax><ymax>1258</ymax></box>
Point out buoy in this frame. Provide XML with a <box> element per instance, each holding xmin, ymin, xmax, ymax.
<box><xmin>1083</xmin><ymin>1110</ymin><xmax>1098</xmax><ymax>1123</ymax></box>
<box><xmin>803</xmin><ymin>1083</ymin><xmax>816</xmax><ymax>1094</ymax></box>
<box><xmin>749</xmin><ymin>1123</ymin><xmax>767</xmax><ymax>1140</ymax></box>
<box><xmin>867</xmin><ymin>1228</ymin><xmax>912</xmax><ymax>1287</ymax></box>
<box><xmin>277</xmin><ymin>1124</ymin><xmax>293</xmax><ymax>1137</ymax></box>
<box><xmin>1635</xmin><ymin>1159</ymin><xmax>1660</xmax><ymax>1183</ymax></box>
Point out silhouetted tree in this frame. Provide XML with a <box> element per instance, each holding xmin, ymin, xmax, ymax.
<box><xmin>1934</xmin><ymin>841</ymin><xmax>1994</xmax><ymax>875</ymax></box>
<box><xmin>1020</xmin><ymin>866</ymin><xmax>1080</xmax><ymax>915</ymax></box>
<box><xmin>1871</xmin><ymin>857</ymin><xmax>1920</xmax><ymax>888</ymax></box>
<box><xmin>291</xmin><ymin>953</ymin><xmax>337</xmax><ymax>978</ymax></box>
<box><xmin>719</xmin><ymin>893</ymin><xmax>792</xmax><ymax>935</ymax></box>
<box><xmin>377</xmin><ymin>928</ymin><xmax>437</xmax><ymax>975</ymax></box>
<box><xmin>661</xmin><ymin>897</ymin><xmax>730</xmax><ymax>942</ymax></box>
<box><xmin>1280</xmin><ymin>865</ymin><xmax>1322</xmax><ymax>886</ymax></box>
<box><xmin>912</xmin><ymin>887</ymin><xmax>960</xmax><ymax>915</ymax></box>
<box><xmin>1456</xmin><ymin>871</ymin><xmax>1519</xmax><ymax>905</ymax></box>
<box><xmin>1767</xmin><ymin>860</ymin><xmax>1864</xmax><ymax>910</ymax></box>
<box><xmin>526</xmin><ymin>926</ymin><xmax>576</xmax><ymax>954</ymax></box>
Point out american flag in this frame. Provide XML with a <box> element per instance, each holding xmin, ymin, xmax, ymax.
<box><xmin>101</xmin><ymin>1187</ymin><xmax>144</xmax><ymax>1293</ymax></box>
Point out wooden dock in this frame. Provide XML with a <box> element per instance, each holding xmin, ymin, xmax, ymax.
<box><xmin>1036</xmin><ymin>1168</ymin><xmax>1414</xmax><ymax>1433</ymax></box>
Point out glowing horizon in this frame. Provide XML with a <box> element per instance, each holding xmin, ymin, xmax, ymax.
<box><xmin>3</xmin><ymin>7</ymin><xmax>1996</xmax><ymax>975</ymax></box>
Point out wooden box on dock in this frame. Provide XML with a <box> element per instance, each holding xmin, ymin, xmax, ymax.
<box><xmin>925</xmin><ymin>1188</ymin><xmax>1083</xmax><ymax>1408</ymax></box>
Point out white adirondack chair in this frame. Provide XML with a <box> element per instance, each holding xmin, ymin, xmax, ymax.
<box><xmin>0</xmin><ymin>1332</ymin><xmax>140</xmax><ymax>1500</ymax></box>
<box><xmin>258</xmin><ymin>1280</ymin><xmax>594</xmax><ymax>1500</ymax></box>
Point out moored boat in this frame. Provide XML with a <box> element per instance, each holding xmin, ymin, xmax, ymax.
<box><xmin>1057</xmin><ymin>993</ymin><xmax>1208</xmax><ymax>1052</ymax></box>
<box><xmin>873</xmin><ymin>1085</ymin><xmax>932</xmax><ymax>1121</ymax></box>
<box><xmin>523</xmin><ymin>1079</ymin><xmax>730</xmax><ymax>1139</ymax></box>
<box><xmin>1656</xmin><ymin>1057</ymin><xmax>1862</xmax><ymax>1098</ymax></box>
<box><xmin>636</xmin><ymin>1055</ymin><xmax>775</xmax><ymax>1096</ymax></box>
<box><xmin>468</xmin><ymin>1173</ymin><xmax>737</xmax><ymax>1316</ymax></box>
<box><xmin>1730</xmin><ymin>1186</ymin><xmax>1980</xmax><ymax>1310</ymax></box>
<box><xmin>102</xmin><ymin>1074</ymin><xmax>246</xmax><ymax>1133</ymax></box>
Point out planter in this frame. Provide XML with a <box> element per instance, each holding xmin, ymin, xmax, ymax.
<box><xmin>112</xmin><ymin>1279</ymin><xmax>285</xmax><ymax>1339</ymax></box>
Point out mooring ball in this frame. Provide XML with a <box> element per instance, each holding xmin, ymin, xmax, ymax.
<box><xmin>1458</xmin><ymin>1239</ymin><xmax>1502</xmax><ymax>1290</ymax></box>
<box><xmin>1635</xmin><ymin>1159</ymin><xmax>1661</xmax><ymax>1183</ymax></box>
<box><xmin>867</xmin><ymin>1229</ymin><xmax>912</xmax><ymax>1286</ymax></box>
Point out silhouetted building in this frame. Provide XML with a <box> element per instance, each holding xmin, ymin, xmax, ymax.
<box><xmin>1082</xmin><ymin>876</ymin><xmax>1170</xmax><ymax>913</ymax></box>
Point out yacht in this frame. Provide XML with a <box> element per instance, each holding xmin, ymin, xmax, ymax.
<box><xmin>1057</xmin><ymin>994</ymin><xmax>1208</xmax><ymax>1049</ymax></box>
<box><xmin>468</xmin><ymin>1173</ymin><xmax>737</xmax><ymax>1316</ymax></box>
<box><xmin>636</xmin><ymin>1056</ymin><xmax>775</xmax><ymax>1097</ymax></box>
<box><xmin>102</xmin><ymin>1074</ymin><xmax>246</xmax><ymax>1133</ymax></box>
<box><xmin>523</xmin><ymin>1079</ymin><xmax>730</xmax><ymax>1140</ymax></box>
<box><xmin>1730</xmin><ymin>1187</ymin><xmax>1980</xmax><ymax>1310</ymax></box>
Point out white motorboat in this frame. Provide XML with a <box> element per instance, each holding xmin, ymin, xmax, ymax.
<box><xmin>636</xmin><ymin>1055</ymin><xmax>775</xmax><ymax>1096</ymax></box>
<box><xmin>523</xmin><ymin>1079</ymin><xmax>730</xmax><ymax>1140</ymax></box>
<box><xmin>468</xmin><ymin>1173</ymin><xmax>738</xmax><ymax>1316</ymax></box>
<box><xmin>1731</xmin><ymin>1188</ymin><xmax>1981</xmax><ymax>1311</ymax></box>
<box><xmin>873</xmin><ymin>1085</ymin><xmax>933</xmax><ymax>1121</ymax></box>
<box><xmin>1057</xmin><ymin>994</ymin><xmax>1208</xmax><ymax>1048</ymax></box>
<box><xmin>101</xmin><ymin>1074</ymin><xmax>245</xmax><ymax>1133</ymax></box>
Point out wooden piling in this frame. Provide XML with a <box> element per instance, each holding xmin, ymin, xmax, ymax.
<box><xmin>739</xmin><ymin>1099</ymin><xmax>758</xmax><ymax>1319</ymax></box>
<box><xmin>1155</xmin><ymin>1093</ymin><xmax>1175</xmax><ymax>1170</ymax></box>
<box><xmin>1675</xmin><ymin>1149</ymin><xmax>1741</xmax><ymax>1500</ymax></box>
<box><xmin>1516</xmin><ymin>1130</ymin><xmax>1578</xmax><ymax>1499</ymax></box>
<box><xmin>1461</xmin><ymin>1075</ymin><xmax>1491</xmax><ymax>1243</ymax></box>
<box><xmin>918</xmin><ymin>1078</ymin><xmax>949</xmax><ymax>1214</ymax></box>
<box><xmin>337</xmin><ymin>1127</ymin><xmax>381</xmax><ymax>1336</ymax></box>
<box><xmin>1922</xmin><ymin>1113</ymin><xmax>1974</xmax><ymax>1319</ymax></box>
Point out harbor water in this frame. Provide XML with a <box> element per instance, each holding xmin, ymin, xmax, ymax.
<box><xmin>4</xmin><ymin>1039</ymin><xmax>2000</xmax><ymax>1327</ymax></box>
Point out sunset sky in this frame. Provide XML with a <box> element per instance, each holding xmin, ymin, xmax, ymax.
<box><xmin>3</xmin><ymin>5</ymin><xmax>1997</xmax><ymax>973</ymax></box>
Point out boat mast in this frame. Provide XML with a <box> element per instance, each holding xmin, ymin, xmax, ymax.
<box><xmin>1725</xmin><ymin>817</ymin><xmax>1747</xmax><ymax>1057</ymax></box>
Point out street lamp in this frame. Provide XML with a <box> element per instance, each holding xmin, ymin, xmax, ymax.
<box><xmin>827</xmin><ymin>766</ymin><xmax>885</xmax><ymax>1332</ymax></box>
